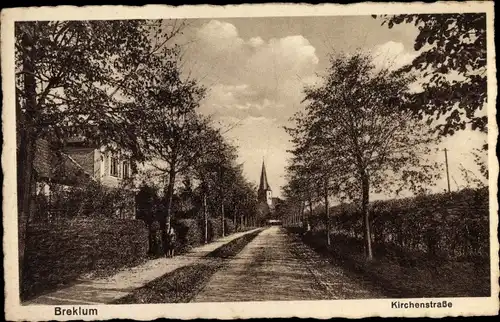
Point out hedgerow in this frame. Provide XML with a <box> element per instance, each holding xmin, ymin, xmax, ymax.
<box><xmin>22</xmin><ymin>219</ymin><xmax>148</xmax><ymax>300</ymax></box>
<box><xmin>309</xmin><ymin>187</ymin><xmax>489</xmax><ymax>260</ymax></box>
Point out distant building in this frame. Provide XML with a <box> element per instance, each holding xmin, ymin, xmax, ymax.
<box><xmin>257</xmin><ymin>160</ymin><xmax>273</xmax><ymax>208</ymax></box>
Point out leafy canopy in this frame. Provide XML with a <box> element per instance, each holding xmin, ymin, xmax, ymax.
<box><xmin>376</xmin><ymin>14</ymin><xmax>487</xmax><ymax>136</ymax></box>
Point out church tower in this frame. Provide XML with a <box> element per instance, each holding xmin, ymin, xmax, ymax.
<box><xmin>258</xmin><ymin>160</ymin><xmax>273</xmax><ymax>207</ymax></box>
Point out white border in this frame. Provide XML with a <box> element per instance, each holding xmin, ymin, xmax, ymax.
<box><xmin>2</xmin><ymin>2</ymin><xmax>498</xmax><ymax>320</ymax></box>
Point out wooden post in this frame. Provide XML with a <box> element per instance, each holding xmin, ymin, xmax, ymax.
<box><xmin>444</xmin><ymin>148</ymin><xmax>451</xmax><ymax>193</ymax></box>
<box><xmin>324</xmin><ymin>179</ymin><xmax>331</xmax><ymax>246</ymax></box>
<box><xmin>203</xmin><ymin>193</ymin><xmax>208</xmax><ymax>244</ymax></box>
<box><xmin>219</xmin><ymin>165</ymin><xmax>225</xmax><ymax>237</ymax></box>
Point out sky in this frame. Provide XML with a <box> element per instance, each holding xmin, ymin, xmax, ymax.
<box><xmin>172</xmin><ymin>16</ymin><xmax>488</xmax><ymax>198</ymax></box>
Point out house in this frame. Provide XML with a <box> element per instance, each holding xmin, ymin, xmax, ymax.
<box><xmin>31</xmin><ymin>137</ymin><xmax>137</xmax><ymax>220</ymax></box>
<box><xmin>61</xmin><ymin>137</ymin><xmax>134</xmax><ymax>188</ymax></box>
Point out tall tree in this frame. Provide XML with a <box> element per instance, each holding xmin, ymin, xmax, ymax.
<box><xmin>286</xmin><ymin>108</ymin><xmax>349</xmax><ymax>245</ymax></box>
<box><xmin>299</xmin><ymin>53</ymin><xmax>440</xmax><ymax>260</ymax></box>
<box><xmin>138</xmin><ymin>66</ymin><xmax>207</xmax><ymax>232</ymax></box>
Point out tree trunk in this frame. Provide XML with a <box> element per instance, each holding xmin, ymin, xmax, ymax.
<box><xmin>298</xmin><ymin>201</ymin><xmax>304</xmax><ymax>226</ymax></box>
<box><xmin>324</xmin><ymin>181</ymin><xmax>331</xmax><ymax>246</ymax></box>
<box><xmin>301</xmin><ymin>200</ymin><xmax>306</xmax><ymax>225</ymax></box>
<box><xmin>308</xmin><ymin>197</ymin><xmax>313</xmax><ymax>223</ymax></box>
<box><xmin>165</xmin><ymin>169</ymin><xmax>176</xmax><ymax>225</ymax></box>
<box><xmin>162</xmin><ymin>168</ymin><xmax>176</xmax><ymax>255</ymax></box>
<box><xmin>221</xmin><ymin>204</ymin><xmax>225</xmax><ymax>237</ymax></box>
<box><xmin>362</xmin><ymin>173</ymin><xmax>373</xmax><ymax>260</ymax></box>
<box><xmin>203</xmin><ymin>193</ymin><xmax>208</xmax><ymax>244</ymax></box>
<box><xmin>219</xmin><ymin>166</ymin><xmax>225</xmax><ymax>237</ymax></box>
<box><xmin>18</xmin><ymin>29</ymin><xmax>38</xmax><ymax>285</ymax></box>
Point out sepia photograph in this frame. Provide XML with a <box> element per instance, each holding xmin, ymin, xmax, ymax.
<box><xmin>2</xmin><ymin>2</ymin><xmax>498</xmax><ymax>320</ymax></box>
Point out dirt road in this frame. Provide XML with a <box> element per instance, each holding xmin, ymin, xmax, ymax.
<box><xmin>192</xmin><ymin>226</ymin><xmax>384</xmax><ymax>302</ymax></box>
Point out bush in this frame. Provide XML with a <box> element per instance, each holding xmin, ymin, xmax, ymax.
<box><xmin>207</xmin><ymin>217</ymin><xmax>223</xmax><ymax>242</ymax></box>
<box><xmin>173</xmin><ymin>219</ymin><xmax>203</xmax><ymax>253</ymax></box>
<box><xmin>22</xmin><ymin>219</ymin><xmax>148</xmax><ymax>300</ymax></box>
<box><xmin>34</xmin><ymin>181</ymin><xmax>136</xmax><ymax>221</ymax></box>
<box><xmin>296</xmin><ymin>228</ymin><xmax>490</xmax><ymax>298</ymax></box>
<box><xmin>224</xmin><ymin>218</ymin><xmax>236</xmax><ymax>235</ymax></box>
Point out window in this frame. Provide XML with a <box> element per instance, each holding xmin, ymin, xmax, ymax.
<box><xmin>122</xmin><ymin>161</ymin><xmax>130</xmax><ymax>179</ymax></box>
<box><xmin>110</xmin><ymin>155</ymin><xmax>119</xmax><ymax>177</ymax></box>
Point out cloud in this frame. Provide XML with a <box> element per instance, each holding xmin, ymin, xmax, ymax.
<box><xmin>181</xmin><ymin>20</ymin><xmax>322</xmax><ymax>196</ymax></box>
<box><xmin>371</xmin><ymin>41</ymin><xmax>417</xmax><ymax>71</ymax></box>
<box><xmin>184</xmin><ymin>20</ymin><xmax>320</xmax><ymax>121</ymax></box>
<box><xmin>248</xmin><ymin>36</ymin><xmax>264</xmax><ymax>47</ymax></box>
<box><xmin>195</xmin><ymin>20</ymin><xmax>244</xmax><ymax>48</ymax></box>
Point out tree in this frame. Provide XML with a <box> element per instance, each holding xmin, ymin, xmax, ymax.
<box><xmin>375</xmin><ymin>14</ymin><xmax>487</xmax><ymax>136</ymax></box>
<box><xmin>297</xmin><ymin>52</ymin><xmax>441</xmax><ymax>260</ymax></box>
<box><xmin>15</xmin><ymin>20</ymin><xmax>185</xmax><ymax>280</ymax></box>
<box><xmin>138</xmin><ymin>66</ymin><xmax>207</xmax><ymax>234</ymax></box>
<box><xmin>190</xmin><ymin>127</ymin><xmax>257</xmax><ymax>235</ymax></box>
<box><xmin>230</xmin><ymin>179</ymin><xmax>258</xmax><ymax>229</ymax></box>
<box><xmin>286</xmin><ymin>122</ymin><xmax>346</xmax><ymax>245</ymax></box>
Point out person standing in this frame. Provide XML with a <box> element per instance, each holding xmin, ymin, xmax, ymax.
<box><xmin>164</xmin><ymin>223</ymin><xmax>176</xmax><ymax>258</ymax></box>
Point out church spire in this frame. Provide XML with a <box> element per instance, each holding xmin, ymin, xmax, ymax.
<box><xmin>259</xmin><ymin>159</ymin><xmax>271</xmax><ymax>191</ymax></box>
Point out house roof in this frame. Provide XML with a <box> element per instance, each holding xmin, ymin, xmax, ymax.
<box><xmin>60</xmin><ymin>152</ymin><xmax>95</xmax><ymax>181</ymax></box>
<box><xmin>33</xmin><ymin>138</ymin><xmax>93</xmax><ymax>185</ymax></box>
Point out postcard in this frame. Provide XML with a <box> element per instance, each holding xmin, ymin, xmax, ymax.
<box><xmin>2</xmin><ymin>2</ymin><xmax>498</xmax><ymax>320</ymax></box>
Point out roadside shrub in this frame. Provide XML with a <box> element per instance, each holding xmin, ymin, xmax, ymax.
<box><xmin>33</xmin><ymin>181</ymin><xmax>136</xmax><ymax>222</ymax></box>
<box><xmin>207</xmin><ymin>217</ymin><xmax>223</xmax><ymax>241</ymax></box>
<box><xmin>224</xmin><ymin>218</ymin><xmax>236</xmax><ymax>235</ymax></box>
<box><xmin>173</xmin><ymin>219</ymin><xmax>203</xmax><ymax>253</ymax></box>
<box><xmin>22</xmin><ymin>219</ymin><xmax>148</xmax><ymax>301</ymax></box>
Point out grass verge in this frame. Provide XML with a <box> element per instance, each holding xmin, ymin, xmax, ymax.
<box><xmin>113</xmin><ymin>229</ymin><xmax>262</xmax><ymax>304</ymax></box>
<box><xmin>288</xmin><ymin>228</ymin><xmax>490</xmax><ymax>298</ymax></box>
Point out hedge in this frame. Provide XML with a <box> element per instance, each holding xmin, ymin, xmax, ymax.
<box><xmin>173</xmin><ymin>219</ymin><xmax>203</xmax><ymax>253</ymax></box>
<box><xmin>207</xmin><ymin>217</ymin><xmax>223</xmax><ymax>242</ymax></box>
<box><xmin>224</xmin><ymin>218</ymin><xmax>236</xmax><ymax>235</ymax></box>
<box><xmin>309</xmin><ymin>187</ymin><xmax>489</xmax><ymax>261</ymax></box>
<box><xmin>23</xmin><ymin>210</ymin><xmax>244</xmax><ymax>300</ymax></box>
<box><xmin>22</xmin><ymin>219</ymin><xmax>148</xmax><ymax>300</ymax></box>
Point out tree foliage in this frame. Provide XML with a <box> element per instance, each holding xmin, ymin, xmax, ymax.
<box><xmin>376</xmin><ymin>13</ymin><xmax>487</xmax><ymax>136</ymax></box>
<box><xmin>190</xmin><ymin>127</ymin><xmax>258</xmax><ymax>229</ymax></box>
<box><xmin>15</xmin><ymin>20</ymin><xmax>184</xmax><ymax>157</ymax></box>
